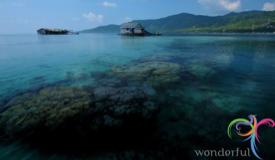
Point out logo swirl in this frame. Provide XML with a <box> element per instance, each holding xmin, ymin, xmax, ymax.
<box><xmin>227</xmin><ymin>115</ymin><xmax>275</xmax><ymax>159</ymax></box>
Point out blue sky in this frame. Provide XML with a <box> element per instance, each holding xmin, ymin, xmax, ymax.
<box><xmin>0</xmin><ymin>0</ymin><xmax>275</xmax><ymax>34</ymax></box>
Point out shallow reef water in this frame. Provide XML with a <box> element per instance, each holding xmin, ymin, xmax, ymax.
<box><xmin>0</xmin><ymin>34</ymin><xmax>275</xmax><ymax>159</ymax></box>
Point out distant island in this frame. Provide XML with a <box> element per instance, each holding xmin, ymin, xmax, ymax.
<box><xmin>80</xmin><ymin>11</ymin><xmax>275</xmax><ymax>34</ymax></box>
<box><xmin>37</xmin><ymin>28</ymin><xmax>78</xmax><ymax>35</ymax></box>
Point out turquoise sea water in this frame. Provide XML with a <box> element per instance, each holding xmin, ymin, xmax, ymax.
<box><xmin>0</xmin><ymin>34</ymin><xmax>165</xmax><ymax>100</ymax></box>
<box><xmin>0</xmin><ymin>34</ymin><xmax>275</xmax><ymax>159</ymax></box>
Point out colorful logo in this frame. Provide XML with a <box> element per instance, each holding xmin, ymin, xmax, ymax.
<box><xmin>227</xmin><ymin>115</ymin><xmax>275</xmax><ymax>159</ymax></box>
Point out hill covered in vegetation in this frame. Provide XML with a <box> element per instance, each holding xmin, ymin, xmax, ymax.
<box><xmin>81</xmin><ymin>11</ymin><xmax>275</xmax><ymax>34</ymax></box>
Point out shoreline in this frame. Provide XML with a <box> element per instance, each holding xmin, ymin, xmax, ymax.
<box><xmin>1</xmin><ymin>32</ymin><xmax>275</xmax><ymax>37</ymax></box>
<box><xmin>164</xmin><ymin>32</ymin><xmax>275</xmax><ymax>36</ymax></box>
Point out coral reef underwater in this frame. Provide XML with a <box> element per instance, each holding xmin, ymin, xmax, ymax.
<box><xmin>110</xmin><ymin>61</ymin><xmax>182</xmax><ymax>87</ymax></box>
<box><xmin>0</xmin><ymin>56</ymin><xmax>274</xmax><ymax>160</ymax></box>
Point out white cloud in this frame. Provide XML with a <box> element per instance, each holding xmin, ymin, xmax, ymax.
<box><xmin>83</xmin><ymin>12</ymin><xmax>104</xmax><ymax>23</ymax></box>
<box><xmin>124</xmin><ymin>17</ymin><xmax>132</xmax><ymax>22</ymax></box>
<box><xmin>263</xmin><ymin>2</ymin><xmax>275</xmax><ymax>11</ymax></box>
<box><xmin>220</xmin><ymin>0</ymin><xmax>240</xmax><ymax>11</ymax></box>
<box><xmin>102</xmin><ymin>1</ymin><xmax>117</xmax><ymax>8</ymax></box>
<box><xmin>198</xmin><ymin>0</ymin><xmax>241</xmax><ymax>12</ymax></box>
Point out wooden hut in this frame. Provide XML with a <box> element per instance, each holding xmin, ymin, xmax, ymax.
<box><xmin>120</xmin><ymin>22</ymin><xmax>146</xmax><ymax>35</ymax></box>
<box><xmin>37</xmin><ymin>28</ymin><xmax>78</xmax><ymax>35</ymax></box>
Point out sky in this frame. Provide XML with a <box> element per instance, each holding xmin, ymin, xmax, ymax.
<box><xmin>0</xmin><ymin>0</ymin><xmax>275</xmax><ymax>34</ymax></box>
